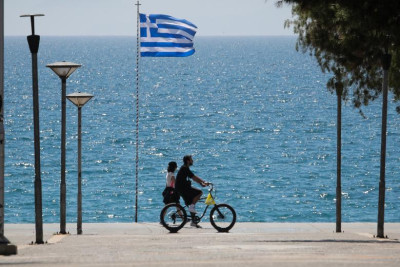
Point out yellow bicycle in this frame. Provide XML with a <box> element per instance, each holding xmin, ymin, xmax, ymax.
<box><xmin>160</xmin><ymin>183</ymin><xmax>236</xmax><ymax>233</ymax></box>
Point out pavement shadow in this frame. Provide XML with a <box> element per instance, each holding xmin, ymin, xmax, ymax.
<box><xmin>257</xmin><ymin>239</ymin><xmax>400</xmax><ymax>244</ymax></box>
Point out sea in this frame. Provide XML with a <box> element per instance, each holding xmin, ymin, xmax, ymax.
<box><xmin>3</xmin><ymin>36</ymin><xmax>400</xmax><ymax>223</ymax></box>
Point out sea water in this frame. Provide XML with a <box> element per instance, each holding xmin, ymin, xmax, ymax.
<box><xmin>4</xmin><ymin>36</ymin><xmax>400</xmax><ymax>223</ymax></box>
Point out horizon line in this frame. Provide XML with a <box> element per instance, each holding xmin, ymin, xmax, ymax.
<box><xmin>4</xmin><ymin>34</ymin><xmax>296</xmax><ymax>38</ymax></box>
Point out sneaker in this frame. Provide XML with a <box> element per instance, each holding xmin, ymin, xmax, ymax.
<box><xmin>188</xmin><ymin>204</ymin><xmax>197</xmax><ymax>214</ymax></box>
<box><xmin>190</xmin><ymin>222</ymin><xmax>202</xmax><ymax>228</ymax></box>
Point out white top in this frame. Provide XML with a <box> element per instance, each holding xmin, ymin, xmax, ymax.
<box><xmin>166</xmin><ymin>172</ymin><xmax>175</xmax><ymax>187</ymax></box>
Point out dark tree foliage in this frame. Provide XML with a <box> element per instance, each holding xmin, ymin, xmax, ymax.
<box><xmin>276</xmin><ymin>0</ymin><xmax>400</xmax><ymax>110</ymax></box>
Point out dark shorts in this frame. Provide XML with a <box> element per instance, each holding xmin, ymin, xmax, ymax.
<box><xmin>162</xmin><ymin>187</ymin><xmax>180</xmax><ymax>205</ymax></box>
<box><xmin>176</xmin><ymin>186</ymin><xmax>202</xmax><ymax>206</ymax></box>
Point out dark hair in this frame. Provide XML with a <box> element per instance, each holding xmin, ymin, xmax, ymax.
<box><xmin>167</xmin><ymin>161</ymin><xmax>177</xmax><ymax>172</ymax></box>
<box><xmin>183</xmin><ymin>155</ymin><xmax>192</xmax><ymax>165</ymax></box>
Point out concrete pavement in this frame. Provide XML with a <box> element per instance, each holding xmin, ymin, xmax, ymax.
<box><xmin>1</xmin><ymin>222</ymin><xmax>399</xmax><ymax>266</ymax></box>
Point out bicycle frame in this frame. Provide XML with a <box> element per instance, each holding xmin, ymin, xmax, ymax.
<box><xmin>181</xmin><ymin>184</ymin><xmax>216</xmax><ymax>222</ymax></box>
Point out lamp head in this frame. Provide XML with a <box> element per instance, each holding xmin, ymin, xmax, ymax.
<box><xmin>46</xmin><ymin>61</ymin><xmax>82</xmax><ymax>79</ymax></box>
<box><xmin>66</xmin><ymin>92</ymin><xmax>94</xmax><ymax>108</ymax></box>
<box><xmin>20</xmin><ymin>14</ymin><xmax>44</xmax><ymax>35</ymax></box>
<box><xmin>20</xmin><ymin>14</ymin><xmax>45</xmax><ymax>18</ymax></box>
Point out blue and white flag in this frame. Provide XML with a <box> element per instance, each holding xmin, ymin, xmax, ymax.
<box><xmin>140</xmin><ymin>13</ymin><xmax>197</xmax><ymax>57</ymax></box>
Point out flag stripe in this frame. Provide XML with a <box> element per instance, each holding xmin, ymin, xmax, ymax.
<box><xmin>155</xmin><ymin>19</ymin><xmax>197</xmax><ymax>32</ymax></box>
<box><xmin>157</xmin><ymin>28</ymin><xmax>195</xmax><ymax>40</ymax></box>
<box><xmin>157</xmin><ymin>24</ymin><xmax>197</xmax><ymax>36</ymax></box>
<box><xmin>141</xmin><ymin>42</ymin><xmax>193</xmax><ymax>48</ymax></box>
<box><xmin>140</xmin><ymin>14</ymin><xmax>197</xmax><ymax>29</ymax></box>
<box><xmin>141</xmin><ymin>50</ymin><xmax>195</xmax><ymax>57</ymax></box>
<box><xmin>141</xmin><ymin>37</ymin><xmax>193</xmax><ymax>43</ymax></box>
<box><xmin>141</xmin><ymin>47</ymin><xmax>194</xmax><ymax>52</ymax></box>
<box><xmin>140</xmin><ymin>20</ymin><xmax>197</xmax><ymax>33</ymax></box>
<box><xmin>142</xmin><ymin>28</ymin><xmax>194</xmax><ymax>41</ymax></box>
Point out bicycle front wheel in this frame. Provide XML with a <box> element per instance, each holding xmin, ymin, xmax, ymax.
<box><xmin>210</xmin><ymin>203</ymin><xmax>236</xmax><ymax>232</ymax></box>
<box><xmin>160</xmin><ymin>203</ymin><xmax>187</xmax><ymax>233</ymax></box>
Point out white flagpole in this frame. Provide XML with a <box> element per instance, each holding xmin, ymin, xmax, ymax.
<box><xmin>134</xmin><ymin>0</ymin><xmax>141</xmax><ymax>223</ymax></box>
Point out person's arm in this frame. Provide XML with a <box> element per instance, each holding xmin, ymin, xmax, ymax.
<box><xmin>192</xmin><ymin>175</ymin><xmax>209</xmax><ymax>187</ymax></box>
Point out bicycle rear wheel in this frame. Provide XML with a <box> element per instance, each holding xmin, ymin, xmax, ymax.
<box><xmin>160</xmin><ymin>203</ymin><xmax>187</xmax><ymax>233</ymax></box>
<box><xmin>210</xmin><ymin>204</ymin><xmax>236</xmax><ymax>232</ymax></box>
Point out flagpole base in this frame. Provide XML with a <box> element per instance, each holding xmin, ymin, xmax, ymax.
<box><xmin>0</xmin><ymin>236</ymin><xmax>17</xmax><ymax>255</ymax></box>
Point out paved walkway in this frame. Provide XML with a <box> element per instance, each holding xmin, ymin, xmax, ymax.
<box><xmin>1</xmin><ymin>223</ymin><xmax>399</xmax><ymax>266</ymax></box>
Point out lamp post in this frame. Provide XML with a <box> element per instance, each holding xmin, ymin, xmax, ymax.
<box><xmin>20</xmin><ymin>13</ymin><xmax>44</xmax><ymax>244</ymax></box>
<box><xmin>0</xmin><ymin>0</ymin><xmax>17</xmax><ymax>255</ymax></box>
<box><xmin>66</xmin><ymin>92</ymin><xmax>93</xmax><ymax>235</ymax></box>
<box><xmin>46</xmin><ymin>61</ymin><xmax>81</xmax><ymax>234</ymax></box>
<box><xmin>335</xmin><ymin>83</ymin><xmax>343</xmax><ymax>233</ymax></box>
<box><xmin>377</xmin><ymin>49</ymin><xmax>391</xmax><ymax>238</ymax></box>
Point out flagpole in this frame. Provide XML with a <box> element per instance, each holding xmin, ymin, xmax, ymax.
<box><xmin>134</xmin><ymin>0</ymin><xmax>141</xmax><ymax>223</ymax></box>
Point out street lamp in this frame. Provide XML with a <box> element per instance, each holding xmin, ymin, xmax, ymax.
<box><xmin>377</xmin><ymin>48</ymin><xmax>392</xmax><ymax>238</ymax></box>
<box><xmin>335</xmin><ymin>82</ymin><xmax>343</xmax><ymax>234</ymax></box>
<box><xmin>47</xmin><ymin>61</ymin><xmax>81</xmax><ymax>234</ymax></box>
<box><xmin>0</xmin><ymin>0</ymin><xmax>17</xmax><ymax>255</ymax></box>
<box><xmin>66</xmin><ymin>92</ymin><xmax>93</xmax><ymax>235</ymax></box>
<box><xmin>20</xmin><ymin>13</ymin><xmax>44</xmax><ymax>245</ymax></box>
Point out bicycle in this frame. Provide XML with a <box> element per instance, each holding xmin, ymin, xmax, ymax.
<box><xmin>160</xmin><ymin>183</ymin><xmax>236</xmax><ymax>233</ymax></box>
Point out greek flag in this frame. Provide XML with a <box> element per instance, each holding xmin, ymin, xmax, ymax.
<box><xmin>140</xmin><ymin>13</ymin><xmax>197</xmax><ymax>57</ymax></box>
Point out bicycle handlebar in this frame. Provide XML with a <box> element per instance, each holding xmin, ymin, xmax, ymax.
<box><xmin>206</xmin><ymin>182</ymin><xmax>214</xmax><ymax>191</ymax></box>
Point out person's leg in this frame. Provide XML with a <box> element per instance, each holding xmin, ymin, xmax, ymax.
<box><xmin>179</xmin><ymin>190</ymin><xmax>196</xmax><ymax>220</ymax></box>
<box><xmin>188</xmin><ymin>189</ymin><xmax>203</xmax><ymax>228</ymax></box>
<box><xmin>191</xmin><ymin>191</ymin><xmax>203</xmax><ymax>205</ymax></box>
<box><xmin>176</xmin><ymin>188</ymin><xmax>190</xmax><ymax>206</ymax></box>
<box><xmin>188</xmin><ymin>187</ymin><xmax>202</xmax><ymax>215</ymax></box>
